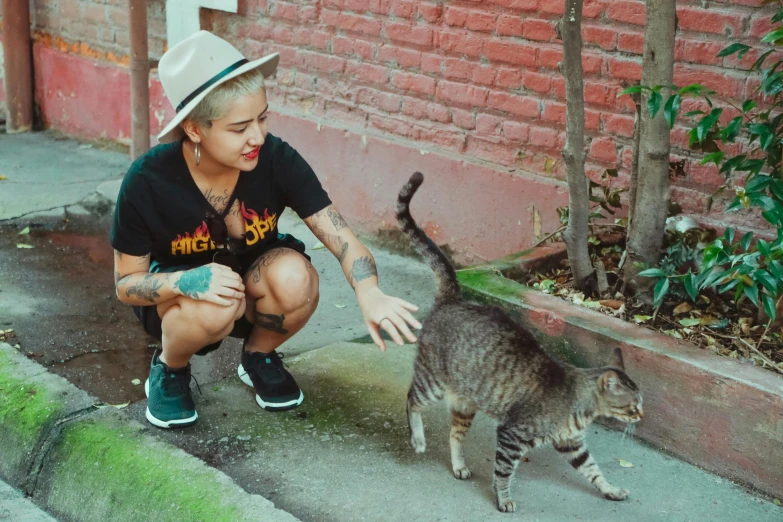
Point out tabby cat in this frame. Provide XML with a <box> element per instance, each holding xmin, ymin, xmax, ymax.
<box><xmin>396</xmin><ymin>172</ymin><xmax>644</xmax><ymax>513</ymax></box>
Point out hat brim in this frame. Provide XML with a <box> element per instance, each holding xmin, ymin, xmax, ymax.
<box><xmin>156</xmin><ymin>53</ymin><xmax>280</xmax><ymax>144</ymax></box>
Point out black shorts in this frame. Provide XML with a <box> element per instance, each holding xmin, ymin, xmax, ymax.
<box><xmin>132</xmin><ymin>233</ymin><xmax>308</xmax><ymax>356</ymax></box>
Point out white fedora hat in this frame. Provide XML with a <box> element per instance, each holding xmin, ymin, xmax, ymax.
<box><xmin>156</xmin><ymin>30</ymin><xmax>279</xmax><ymax>143</ymax></box>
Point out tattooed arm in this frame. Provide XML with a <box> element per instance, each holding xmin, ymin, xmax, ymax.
<box><xmin>304</xmin><ymin>205</ymin><xmax>421</xmax><ymax>350</ymax></box>
<box><xmin>114</xmin><ymin>251</ymin><xmax>245</xmax><ymax>307</ymax></box>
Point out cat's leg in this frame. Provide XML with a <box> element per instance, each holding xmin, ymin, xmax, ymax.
<box><xmin>406</xmin><ymin>360</ymin><xmax>444</xmax><ymax>454</ymax></box>
<box><xmin>493</xmin><ymin>425</ymin><xmax>533</xmax><ymax>513</ymax></box>
<box><xmin>553</xmin><ymin>438</ymin><xmax>629</xmax><ymax>501</ymax></box>
<box><xmin>448</xmin><ymin>395</ymin><xmax>477</xmax><ymax>479</ymax></box>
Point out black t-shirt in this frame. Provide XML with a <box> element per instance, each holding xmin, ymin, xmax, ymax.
<box><xmin>110</xmin><ymin>133</ymin><xmax>331</xmax><ymax>268</ymax></box>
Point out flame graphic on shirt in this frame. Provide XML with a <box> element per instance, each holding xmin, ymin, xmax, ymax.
<box><xmin>171</xmin><ymin>221</ymin><xmax>214</xmax><ymax>255</ymax></box>
<box><xmin>241</xmin><ymin>202</ymin><xmax>277</xmax><ymax>245</ymax></box>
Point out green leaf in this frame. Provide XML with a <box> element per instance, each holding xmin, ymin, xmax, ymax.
<box><xmin>761</xmin><ymin>27</ymin><xmax>783</xmax><ymax>44</ymax></box>
<box><xmin>745</xmin><ymin>174</ymin><xmax>771</xmax><ymax>194</ymax></box>
<box><xmin>701</xmin><ymin>152</ymin><xmax>724</xmax><ymax>166</ymax></box>
<box><xmin>654</xmin><ymin>278</ymin><xmax>670</xmax><ymax>307</ymax></box>
<box><xmin>751</xmin><ymin>50</ymin><xmax>773</xmax><ymax>72</ymax></box>
<box><xmin>758</xmin><ymin>239</ymin><xmax>771</xmax><ymax>257</ymax></box>
<box><xmin>720</xmin><ymin>277</ymin><xmax>740</xmax><ymax>293</ymax></box>
<box><xmin>770</xmin><ymin>260</ymin><xmax>783</xmax><ymax>280</ymax></box>
<box><xmin>633</xmin><ymin>315</ymin><xmax>652</xmax><ymax>323</ymax></box>
<box><xmin>724</xmin><ymin>227</ymin><xmax>735</xmax><ymax>244</ymax></box>
<box><xmin>679</xmin><ymin>318</ymin><xmax>702</xmax><ymax>327</ymax></box>
<box><xmin>717</xmin><ymin>43</ymin><xmax>751</xmax><ymax>58</ymax></box>
<box><xmin>639</xmin><ymin>268</ymin><xmax>668</xmax><ymax>278</ymax></box>
<box><xmin>748</xmin><ymin>123</ymin><xmax>774</xmax><ymax>150</ymax></box>
<box><xmin>649</xmin><ymin>91</ymin><xmax>663</xmax><ymax>119</ymax></box>
<box><xmin>763</xmin><ymin>294</ymin><xmax>777</xmax><ymax>322</ymax></box>
<box><xmin>773</xmin><ymin>9</ymin><xmax>783</xmax><ymax>23</ymax></box>
<box><xmin>744</xmin><ymin>284</ymin><xmax>760</xmax><ymax>307</ymax></box>
<box><xmin>741</xmin><ymin>231</ymin><xmax>754</xmax><ymax>252</ymax></box>
<box><xmin>697</xmin><ymin>109</ymin><xmax>723</xmax><ymax>144</ymax></box>
<box><xmin>664</xmin><ymin>94</ymin><xmax>681</xmax><ymax>129</ymax></box>
<box><xmin>720</xmin><ymin>155</ymin><xmax>746</xmax><ymax>174</ymax></box>
<box><xmin>769</xmin><ymin>179</ymin><xmax>783</xmax><ymax>201</ymax></box>
<box><xmin>762</xmin><ymin>210</ymin><xmax>782</xmax><ymax>226</ymax></box>
<box><xmin>684</xmin><ymin>272</ymin><xmax>698</xmax><ymax>301</ymax></box>
<box><xmin>619</xmin><ymin>85</ymin><xmax>645</xmax><ymax>96</ymax></box>
<box><xmin>761</xmin><ymin>70</ymin><xmax>783</xmax><ymax>96</ymax></box>
<box><xmin>678</xmin><ymin>84</ymin><xmax>706</xmax><ymax>96</ymax></box>
<box><xmin>754</xmin><ymin>269</ymin><xmax>779</xmax><ymax>293</ymax></box>
<box><xmin>742</xmin><ymin>100</ymin><xmax>757</xmax><ymax>113</ymax></box>
<box><xmin>684</xmin><ymin>110</ymin><xmax>705</xmax><ymax>117</ymax></box>
<box><xmin>721</xmin><ymin>116</ymin><xmax>743</xmax><ymax>142</ymax></box>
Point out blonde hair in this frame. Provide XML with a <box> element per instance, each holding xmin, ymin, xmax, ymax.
<box><xmin>185</xmin><ymin>67</ymin><xmax>266</xmax><ymax>129</ymax></box>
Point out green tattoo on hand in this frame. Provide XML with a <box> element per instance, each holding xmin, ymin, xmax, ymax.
<box><xmin>175</xmin><ymin>266</ymin><xmax>213</xmax><ymax>298</ymax></box>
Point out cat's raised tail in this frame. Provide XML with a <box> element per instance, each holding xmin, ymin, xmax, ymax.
<box><xmin>396</xmin><ymin>172</ymin><xmax>461</xmax><ymax>302</ymax></box>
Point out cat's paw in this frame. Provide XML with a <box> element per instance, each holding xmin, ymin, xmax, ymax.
<box><xmin>410</xmin><ymin>434</ymin><xmax>426</xmax><ymax>453</ymax></box>
<box><xmin>496</xmin><ymin>499</ymin><xmax>517</xmax><ymax>513</ymax></box>
<box><xmin>602</xmin><ymin>487</ymin><xmax>630</xmax><ymax>501</ymax></box>
<box><xmin>452</xmin><ymin>466</ymin><xmax>472</xmax><ymax>480</ymax></box>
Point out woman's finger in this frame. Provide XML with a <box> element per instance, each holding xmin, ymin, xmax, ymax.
<box><xmin>366</xmin><ymin>322</ymin><xmax>386</xmax><ymax>352</ymax></box>
<box><xmin>394</xmin><ymin>298</ymin><xmax>420</xmax><ymax>312</ymax></box>
<box><xmin>396</xmin><ymin>307</ymin><xmax>422</xmax><ymax>331</ymax></box>
<box><xmin>204</xmin><ymin>293</ymin><xmax>233</xmax><ymax>306</ymax></box>
<box><xmin>379</xmin><ymin>318</ymin><xmax>405</xmax><ymax>346</ymax></box>
<box><xmin>387</xmin><ymin>313</ymin><xmax>417</xmax><ymax>344</ymax></box>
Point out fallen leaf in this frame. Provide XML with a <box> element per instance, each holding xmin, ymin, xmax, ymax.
<box><xmin>618</xmin><ymin>459</ymin><xmax>634</xmax><ymax>468</ymax></box>
<box><xmin>633</xmin><ymin>315</ymin><xmax>652</xmax><ymax>323</ymax></box>
<box><xmin>739</xmin><ymin>317</ymin><xmax>753</xmax><ymax>336</ymax></box>
<box><xmin>599</xmin><ymin>299</ymin><xmax>624</xmax><ymax>310</ymax></box>
<box><xmin>334</xmin><ymin>304</ymin><xmax>346</xmax><ymax>309</ymax></box>
<box><xmin>581</xmin><ymin>300</ymin><xmax>602</xmax><ymax>309</ymax></box>
<box><xmin>79</xmin><ymin>144</ymin><xmax>93</xmax><ymax>149</ymax></box>
<box><xmin>312</xmin><ymin>241</ymin><xmax>326</xmax><ymax>250</ymax></box>
<box><xmin>544</xmin><ymin>157</ymin><xmax>555</xmax><ymax>173</ymax></box>
<box><xmin>0</xmin><ymin>175</ymin><xmax>7</xmax><ymax>181</ymax></box>
<box><xmin>678</xmin><ymin>318</ymin><xmax>701</xmax><ymax>327</ymax></box>
<box><xmin>774</xmin><ymin>498</ymin><xmax>781</xmax><ymax>506</ymax></box>
<box><xmin>16</xmin><ymin>244</ymin><xmax>34</xmax><ymax>249</ymax></box>
<box><xmin>110</xmin><ymin>402</ymin><xmax>130</xmax><ymax>409</ymax></box>
<box><xmin>664</xmin><ymin>330</ymin><xmax>684</xmax><ymax>339</ymax></box>
<box><xmin>131</xmin><ymin>378</ymin><xmax>141</xmax><ymax>385</ymax></box>
<box><xmin>673</xmin><ymin>302</ymin><xmax>692</xmax><ymax>315</ymax></box>
<box><xmin>522</xmin><ymin>457</ymin><xmax>530</xmax><ymax>463</ymax></box>
<box><xmin>18</xmin><ymin>226</ymin><xmax>30</xmax><ymax>235</ymax></box>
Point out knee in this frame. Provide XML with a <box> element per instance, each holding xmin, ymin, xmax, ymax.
<box><xmin>169</xmin><ymin>297</ymin><xmax>244</xmax><ymax>338</ymax></box>
<box><xmin>266</xmin><ymin>256</ymin><xmax>319</xmax><ymax>311</ymax></box>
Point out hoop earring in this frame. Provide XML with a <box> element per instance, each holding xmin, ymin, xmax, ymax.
<box><xmin>194</xmin><ymin>142</ymin><xmax>201</xmax><ymax>166</ymax></box>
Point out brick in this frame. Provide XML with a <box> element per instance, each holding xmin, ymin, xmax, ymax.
<box><xmin>444</xmin><ymin>6</ymin><xmax>470</xmax><ymax>27</ymax></box>
<box><xmin>294</xmin><ymin>72</ymin><xmax>318</xmax><ymax>91</ymax></box>
<box><xmin>323</xmin><ymin>0</ymin><xmax>344</xmax><ymax>9</ymax></box>
<box><xmin>386</xmin><ymin>22</ymin><xmax>433</xmax><ymax>46</ymax></box>
<box><xmin>291</xmin><ymin>27</ymin><xmax>312</xmax><ymax>46</ymax></box>
<box><xmin>465</xmin><ymin>136</ymin><xmax>519</xmax><ymax>166</ymax></box>
<box><xmin>584</xmin><ymin>82</ymin><xmax>619</xmax><ymax>108</ymax></box>
<box><xmin>497</xmin><ymin>15</ymin><xmax>523</xmax><ymax>37</ymax></box>
<box><xmin>369</xmin><ymin>114</ymin><xmax>415</xmax><ymax>138</ymax></box>
<box><xmin>503</xmin><ymin>121</ymin><xmax>530</xmax><ymax>143</ymax></box>
<box><xmin>437</xmin><ymin>31</ymin><xmax>484</xmax><ymax>57</ymax></box>
<box><xmin>590</xmin><ymin>137</ymin><xmax>618</xmax><ymax>163</ymax></box>
<box><xmin>487</xmin><ymin>92</ymin><xmax>540</xmax><ymax>118</ymax></box>
<box><xmin>391</xmin><ymin>71</ymin><xmax>437</xmax><ymax>95</ymax></box>
<box><xmin>617</xmin><ymin>31</ymin><xmax>644</xmax><ymax>54</ymax></box>
<box><xmin>418</xmin><ymin>2</ymin><xmax>443</xmax><ymax>23</ymax></box>
<box><xmin>427</xmin><ymin>103</ymin><xmax>451</xmax><ymax>123</ymax></box>
<box><xmin>496</xmin><ymin>68</ymin><xmax>524</xmax><ymax>89</ymax></box>
<box><xmin>477</xmin><ymin>113</ymin><xmax>502</xmax><ymax>135</ymax></box>
<box><xmin>299</xmin><ymin>5</ymin><xmax>318</xmax><ymax>23</ymax></box>
<box><xmin>355</xmin><ymin>40</ymin><xmax>374</xmax><ymax>60</ymax></box>
<box><xmin>583</xmin><ymin>25</ymin><xmax>617</xmax><ymax>51</ymax></box>
<box><xmin>402</xmin><ymin>97</ymin><xmax>428</xmax><ymax>119</ymax></box>
<box><xmin>377</xmin><ymin>45</ymin><xmax>422</xmax><ymax>68</ymax></box>
<box><xmin>347</xmin><ymin>61</ymin><xmax>390</xmax><ymax>85</ymax></box>
<box><xmin>269</xmin><ymin>1</ymin><xmax>298</xmax><ymax>22</ymax></box>
<box><xmin>603</xmin><ymin>113</ymin><xmax>636</xmax><ymax>138</ymax></box>
<box><xmin>583</xmin><ymin>54</ymin><xmax>603</xmax><ymax>75</ymax></box>
<box><xmin>585</xmin><ymin>109</ymin><xmax>600</xmax><ymax>130</ymax></box>
<box><xmin>677</xmin><ymin>7</ymin><xmax>745</xmax><ymax>37</ymax></box>
<box><xmin>583</xmin><ymin>0</ymin><xmax>608</xmax><ymax>18</ymax></box>
<box><xmin>529</xmin><ymin>126</ymin><xmax>560</xmax><ymax>149</ymax></box>
<box><xmin>524</xmin><ymin>71</ymin><xmax>552</xmax><ymax>94</ymax></box>
<box><xmin>675</xmin><ymin>39</ymin><xmax>724</xmax><ymax>66</ymax></box>
<box><xmin>421</xmin><ymin>53</ymin><xmax>443</xmax><ymax>74</ymax></box>
<box><xmin>484</xmin><ymin>39</ymin><xmax>537</xmax><ymax>67</ymax></box>
<box><xmin>607</xmin><ymin>1</ymin><xmax>645</xmax><ymax>26</ymax></box>
<box><xmin>466</xmin><ymin>11</ymin><xmax>497</xmax><ymax>33</ymax></box>
<box><xmin>107</xmin><ymin>6</ymin><xmax>129</xmax><ymax>27</ymax></box>
<box><xmin>272</xmin><ymin>26</ymin><xmax>294</xmax><ymax>44</ymax></box>
<box><xmin>539</xmin><ymin>48</ymin><xmax>563</xmax><ymax>70</ymax></box>
<box><xmin>674</xmin><ymin>64</ymin><xmax>743</xmax><ymax>98</ymax></box>
<box><xmin>436</xmin><ymin>81</ymin><xmax>489</xmax><ymax>107</ymax></box>
<box><xmin>83</xmin><ymin>4</ymin><xmax>106</xmax><ymax>24</ymax></box>
<box><xmin>538</xmin><ymin>0</ymin><xmax>564</xmax><ymax>15</ymax></box>
<box><xmin>340</xmin><ymin>12</ymin><xmax>384</xmax><ymax>36</ymax></box>
<box><xmin>451</xmin><ymin>108</ymin><xmax>476</xmax><ymax>129</ymax></box>
<box><xmin>358</xmin><ymin>88</ymin><xmax>402</xmax><ymax>112</ymax></box>
<box><xmin>552</xmin><ymin>78</ymin><xmax>566</xmax><ymax>99</ymax></box>
<box><xmin>522</xmin><ymin>20</ymin><xmax>555</xmax><ymax>42</ymax></box>
<box><xmin>333</xmin><ymin>36</ymin><xmax>355</xmax><ymax>56</ymax></box>
<box><xmin>749</xmin><ymin>13</ymin><xmax>776</xmax><ymax>40</ymax></box>
<box><xmin>304</xmin><ymin>52</ymin><xmax>347</xmax><ymax>74</ymax></box>
<box><xmin>444</xmin><ymin>58</ymin><xmax>473</xmax><ymax>81</ymax></box>
<box><xmin>390</xmin><ymin>0</ymin><xmax>417</xmax><ymax>19</ymax></box>
<box><xmin>473</xmin><ymin>65</ymin><xmax>495</xmax><ymax>86</ymax></box>
<box><xmin>607</xmin><ymin>57</ymin><xmax>642</xmax><ymax>81</ymax></box>
<box><xmin>344</xmin><ymin>0</ymin><xmax>388</xmax><ymax>14</ymax></box>
<box><xmin>486</xmin><ymin>0</ymin><xmax>537</xmax><ymax>10</ymax></box>
<box><xmin>310</xmin><ymin>31</ymin><xmax>331</xmax><ymax>50</ymax></box>
<box><xmin>542</xmin><ymin>102</ymin><xmax>566</xmax><ymax>124</ymax></box>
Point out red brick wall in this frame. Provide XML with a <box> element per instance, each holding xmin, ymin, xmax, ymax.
<box><xmin>0</xmin><ymin>0</ymin><xmax>775</xmax><ymax>231</ymax></box>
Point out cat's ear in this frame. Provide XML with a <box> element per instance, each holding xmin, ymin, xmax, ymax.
<box><xmin>598</xmin><ymin>370</ymin><xmax>619</xmax><ymax>393</ymax></box>
<box><xmin>607</xmin><ymin>348</ymin><xmax>624</xmax><ymax>370</ymax></box>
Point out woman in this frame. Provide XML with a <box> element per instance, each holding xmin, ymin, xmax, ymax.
<box><xmin>112</xmin><ymin>31</ymin><xmax>421</xmax><ymax>429</ymax></box>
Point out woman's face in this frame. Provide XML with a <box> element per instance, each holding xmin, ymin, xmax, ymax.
<box><xmin>199</xmin><ymin>89</ymin><xmax>269</xmax><ymax>171</ymax></box>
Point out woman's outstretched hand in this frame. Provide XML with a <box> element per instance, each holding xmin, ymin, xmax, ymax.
<box><xmin>357</xmin><ymin>286</ymin><xmax>422</xmax><ymax>351</ymax></box>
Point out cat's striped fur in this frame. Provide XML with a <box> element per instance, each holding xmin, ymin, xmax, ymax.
<box><xmin>396</xmin><ymin>172</ymin><xmax>644</xmax><ymax>513</ymax></box>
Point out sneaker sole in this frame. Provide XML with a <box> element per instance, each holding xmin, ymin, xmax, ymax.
<box><xmin>237</xmin><ymin>363</ymin><xmax>304</xmax><ymax>411</ymax></box>
<box><xmin>144</xmin><ymin>379</ymin><xmax>198</xmax><ymax>429</ymax></box>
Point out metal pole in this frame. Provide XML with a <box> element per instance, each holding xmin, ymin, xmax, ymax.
<box><xmin>129</xmin><ymin>0</ymin><xmax>150</xmax><ymax>158</ymax></box>
<box><xmin>2</xmin><ymin>0</ymin><xmax>34</xmax><ymax>133</ymax></box>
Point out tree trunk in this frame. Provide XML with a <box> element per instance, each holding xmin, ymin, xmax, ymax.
<box><xmin>561</xmin><ymin>0</ymin><xmax>594</xmax><ymax>292</ymax></box>
<box><xmin>624</xmin><ymin>0</ymin><xmax>676</xmax><ymax>299</ymax></box>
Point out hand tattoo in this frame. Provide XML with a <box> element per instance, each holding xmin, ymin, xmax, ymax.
<box><xmin>255</xmin><ymin>313</ymin><xmax>288</xmax><ymax>334</ymax></box>
<box><xmin>175</xmin><ymin>266</ymin><xmax>212</xmax><ymax>298</ymax></box>
<box><xmin>327</xmin><ymin>207</ymin><xmax>348</xmax><ymax>231</ymax></box>
<box><xmin>125</xmin><ymin>274</ymin><xmax>164</xmax><ymax>302</ymax></box>
<box><xmin>350</xmin><ymin>256</ymin><xmax>378</xmax><ymax>286</ymax></box>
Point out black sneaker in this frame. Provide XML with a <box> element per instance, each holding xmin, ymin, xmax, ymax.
<box><xmin>144</xmin><ymin>350</ymin><xmax>198</xmax><ymax>429</ymax></box>
<box><xmin>238</xmin><ymin>350</ymin><xmax>304</xmax><ymax>411</ymax></box>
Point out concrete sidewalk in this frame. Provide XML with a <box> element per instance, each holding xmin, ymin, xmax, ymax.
<box><xmin>0</xmin><ymin>131</ymin><xmax>779</xmax><ymax>521</ymax></box>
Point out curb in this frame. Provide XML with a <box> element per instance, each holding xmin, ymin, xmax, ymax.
<box><xmin>457</xmin><ymin>268</ymin><xmax>783</xmax><ymax>499</ymax></box>
<box><xmin>0</xmin><ymin>343</ymin><xmax>301</xmax><ymax>522</ymax></box>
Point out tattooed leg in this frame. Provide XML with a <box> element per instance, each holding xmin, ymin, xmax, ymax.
<box><xmin>448</xmin><ymin>394</ymin><xmax>478</xmax><ymax>479</ymax></box>
<box><xmin>407</xmin><ymin>352</ymin><xmax>444</xmax><ymax>454</ymax></box>
<box><xmin>244</xmin><ymin>249</ymin><xmax>319</xmax><ymax>353</ymax></box>
<box><xmin>554</xmin><ymin>439</ymin><xmax>629</xmax><ymax>501</ymax></box>
<box><xmin>493</xmin><ymin>426</ymin><xmax>534</xmax><ymax>513</ymax></box>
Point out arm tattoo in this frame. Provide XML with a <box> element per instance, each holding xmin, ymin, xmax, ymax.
<box><xmin>337</xmin><ymin>242</ymin><xmax>349</xmax><ymax>264</ymax></box>
<box><xmin>255</xmin><ymin>313</ymin><xmax>289</xmax><ymax>334</ymax></box>
<box><xmin>350</xmin><ymin>256</ymin><xmax>378</xmax><ymax>286</ymax></box>
<box><xmin>136</xmin><ymin>254</ymin><xmax>151</xmax><ymax>265</ymax></box>
<box><xmin>327</xmin><ymin>207</ymin><xmax>348</xmax><ymax>231</ymax></box>
<box><xmin>174</xmin><ymin>266</ymin><xmax>212</xmax><ymax>298</ymax></box>
<box><xmin>125</xmin><ymin>274</ymin><xmax>164</xmax><ymax>302</ymax></box>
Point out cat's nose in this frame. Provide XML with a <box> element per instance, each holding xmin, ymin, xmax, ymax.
<box><xmin>636</xmin><ymin>406</ymin><xmax>644</xmax><ymax>418</ymax></box>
